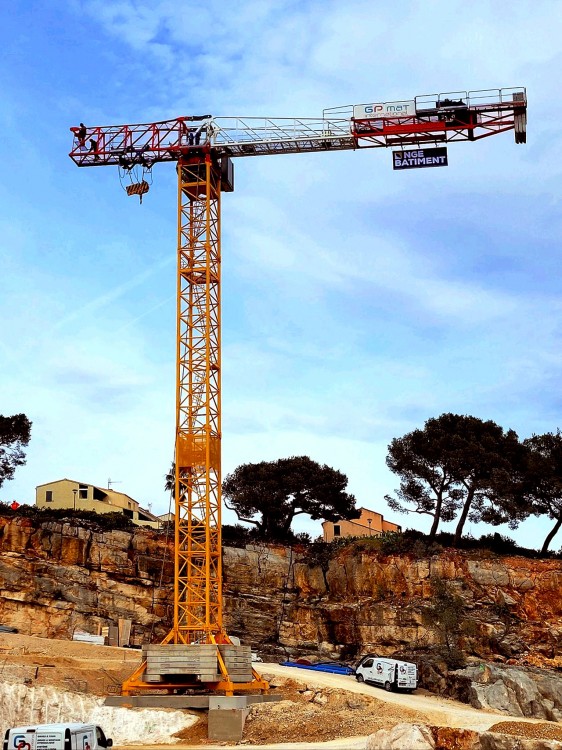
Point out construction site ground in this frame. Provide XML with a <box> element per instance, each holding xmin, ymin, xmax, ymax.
<box><xmin>1</xmin><ymin>634</ymin><xmax>562</xmax><ymax>748</ymax></box>
<box><xmin>0</xmin><ymin>632</ymin><xmax>141</xmax><ymax>694</ymax></box>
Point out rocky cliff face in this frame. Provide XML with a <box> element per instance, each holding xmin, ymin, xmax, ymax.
<box><xmin>224</xmin><ymin>542</ymin><xmax>562</xmax><ymax>667</ymax></box>
<box><xmin>0</xmin><ymin>515</ymin><xmax>561</xmax><ymax>667</ymax></box>
<box><xmin>0</xmin><ymin>516</ymin><xmax>174</xmax><ymax>642</ymax></box>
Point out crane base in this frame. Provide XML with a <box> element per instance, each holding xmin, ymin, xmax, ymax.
<box><xmin>105</xmin><ymin>694</ymin><xmax>280</xmax><ymax>743</ymax></box>
<box><xmin>105</xmin><ymin>693</ymin><xmax>281</xmax><ymax>708</ymax></box>
<box><xmin>122</xmin><ymin>643</ymin><xmax>270</xmax><ymax>696</ymax></box>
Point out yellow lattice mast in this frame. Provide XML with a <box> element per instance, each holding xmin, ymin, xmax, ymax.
<box><xmin>171</xmin><ymin>156</ymin><xmax>223</xmax><ymax>644</ymax></box>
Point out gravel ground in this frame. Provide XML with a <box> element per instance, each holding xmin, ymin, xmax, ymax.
<box><xmin>173</xmin><ymin>678</ymin><xmax>427</xmax><ymax>745</ymax></box>
<box><xmin>488</xmin><ymin>721</ymin><xmax>562</xmax><ymax>741</ymax></box>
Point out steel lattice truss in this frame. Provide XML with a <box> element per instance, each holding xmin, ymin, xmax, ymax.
<box><xmin>69</xmin><ymin>88</ymin><xmax>527</xmax><ymax>169</ymax></box>
<box><xmin>171</xmin><ymin>159</ymin><xmax>223</xmax><ymax>643</ymax></box>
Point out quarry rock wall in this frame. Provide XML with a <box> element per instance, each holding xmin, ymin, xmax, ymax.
<box><xmin>0</xmin><ymin>516</ymin><xmax>561</xmax><ymax>665</ymax></box>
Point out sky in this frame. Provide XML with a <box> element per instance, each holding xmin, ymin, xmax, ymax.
<box><xmin>1</xmin><ymin>0</ymin><xmax>562</xmax><ymax>550</ymax></box>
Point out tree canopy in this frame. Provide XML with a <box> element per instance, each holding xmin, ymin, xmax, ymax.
<box><xmin>385</xmin><ymin>413</ymin><xmax>527</xmax><ymax>543</ymax></box>
<box><xmin>521</xmin><ymin>431</ymin><xmax>562</xmax><ymax>554</ymax></box>
<box><xmin>0</xmin><ymin>413</ymin><xmax>32</xmax><ymax>490</ymax></box>
<box><xmin>222</xmin><ymin>455</ymin><xmax>356</xmax><ymax>541</ymax></box>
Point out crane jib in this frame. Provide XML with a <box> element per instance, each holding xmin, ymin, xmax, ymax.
<box><xmin>68</xmin><ymin>87</ymin><xmax>526</xmax><ymax>170</ymax></box>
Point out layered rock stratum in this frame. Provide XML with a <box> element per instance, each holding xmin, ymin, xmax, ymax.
<box><xmin>0</xmin><ymin>514</ymin><xmax>561</xmax><ymax>668</ymax></box>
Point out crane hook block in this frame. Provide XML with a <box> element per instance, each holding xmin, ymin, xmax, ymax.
<box><xmin>126</xmin><ymin>180</ymin><xmax>150</xmax><ymax>202</ymax></box>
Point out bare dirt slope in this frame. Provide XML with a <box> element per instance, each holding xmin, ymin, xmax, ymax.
<box><xmin>173</xmin><ymin>676</ymin><xmax>428</xmax><ymax>746</ymax></box>
<box><xmin>249</xmin><ymin>664</ymin><xmax>562</xmax><ymax>741</ymax></box>
<box><xmin>0</xmin><ymin>632</ymin><xmax>141</xmax><ymax>695</ymax></box>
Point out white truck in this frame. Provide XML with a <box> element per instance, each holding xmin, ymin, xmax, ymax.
<box><xmin>3</xmin><ymin>724</ymin><xmax>113</xmax><ymax>750</ymax></box>
<box><xmin>355</xmin><ymin>655</ymin><xmax>417</xmax><ymax>692</ymax></box>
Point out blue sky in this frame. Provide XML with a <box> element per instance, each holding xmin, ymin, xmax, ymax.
<box><xmin>1</xmin><ymin>0</ymin><xmax>562</xmax><ymax>550</ymax></box>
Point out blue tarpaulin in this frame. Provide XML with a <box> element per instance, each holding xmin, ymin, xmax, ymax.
<box><xmin>280</xmin><ymin>661</ymin><xmax>355</xmax><ymax>675</ymax></box>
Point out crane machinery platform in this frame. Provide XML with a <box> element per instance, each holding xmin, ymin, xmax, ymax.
<box><xmin>69</xmin><ymin>87</ymin><xmax>526</xmax><ymax>698</ymax></box>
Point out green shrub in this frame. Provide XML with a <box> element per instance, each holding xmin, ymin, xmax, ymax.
<box><xmin>0</xmin><ymin>503</ymin><xmax>134</xmax><ymax>532</ymax></box>
<box><xmin>222</xmin><ymin>523</ymin><xmax>255</xmax><ymax>548</ymax></box>
<box><xmin>476</xmin><ymin>533</ymin><xmax>520</xmax><ymax>555</ymax></box>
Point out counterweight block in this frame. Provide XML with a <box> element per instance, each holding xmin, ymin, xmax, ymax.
<box><xmin>143</xmin><ymin>643</ymin><xmax>253</xmax><ymax>685</ymax></box>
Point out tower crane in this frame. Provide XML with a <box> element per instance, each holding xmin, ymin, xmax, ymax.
<box><xmin>69</xmin><ymin>87</ymin><xmax>527</xmax><ymax>697</ymax></box>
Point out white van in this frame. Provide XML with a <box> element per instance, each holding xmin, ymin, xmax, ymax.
<box><xmin>3</xmin><ymin>724</ymin><xmax>113</xmax><ymax>750</ymax></box>
<box><xmin>355</xmin><ymin>655</ymin><xmax>417</xmax><ymax>692</ymax></box>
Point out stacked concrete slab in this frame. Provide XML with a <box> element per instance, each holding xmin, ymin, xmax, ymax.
<box><xmin>142</xmin><ymin>643</ymin><xmax>253</xmax><ymax>684</ymax></box>
<box><xmin>218</xmin><ymin>644</ymin><xmax>253</xmax><ymax>683</ymax></box>
<box><xmin>143</xmin><ymin>644</ymin><xmax>220</xmax><ymax>683</ymax></box>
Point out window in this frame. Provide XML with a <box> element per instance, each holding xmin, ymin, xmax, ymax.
<box><xmin>79</xmin><ymin>484</ymin><xmax>88</xmax><ymax>499</ymax></box>
<box><xmin>333</xmin><ymin>524</ymin><xmax>341</xmax><ymax>537</ymax></box>
<box><xmin>45</xmin><ymin>490</ymin><xmax>53</xmax><ymax>502</ymax></box>
<box><xmin>362</xmin><ymin>658</ymin><xmax>374</xmax><ymax>668</ymax></box>
<box><xmin>93</xmin><ymin>486</ymin><xmax>105</xmax><ymax>501</ymax></box>
<box><xmin>96</xmin><ymin>727</ymin><xmax>108</xmax><ymax>749</ymax></box>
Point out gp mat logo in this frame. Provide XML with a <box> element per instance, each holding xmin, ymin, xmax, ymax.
<box><xmin>13</xmin><ymin>737</ymin><xmax>31</xmax><ymax>750</ymax></box>
<box><xmin>353</xmin><ymin>100</ymin><xmax>416</xmax><ymax>119</ymax></box>
<box><xmin>392</xmin><ymin>147</ymin><xmax>448</xmax><ymax>170</ymax></box>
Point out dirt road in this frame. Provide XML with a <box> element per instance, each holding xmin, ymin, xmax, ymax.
<box><xmin>126</xmin><ymin>740</ymin><xmax>368</xmax><ymax>750</ymax></box>
<box><xmin>258</xmin><ymin>663</ymin><xmax>547</xmax><ymax>733</ymax></box>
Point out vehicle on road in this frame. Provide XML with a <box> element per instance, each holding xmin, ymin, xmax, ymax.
<box><xmin>3</xmin><ymin>724</ymin><xmax>113</xmax><ymax>750</ymax></box>
<box><xmin>355</xmin><ymin>655</ymin><xmax>417</xmax><ymax>692</ymax></box>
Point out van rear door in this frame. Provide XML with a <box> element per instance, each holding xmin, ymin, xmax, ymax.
<box><xmin>396</xmin><ymin>661</ymin><xmax>417</xmax><ymax>689</ymax></box>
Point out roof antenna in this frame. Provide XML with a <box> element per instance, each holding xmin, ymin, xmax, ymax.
<box><xmin>108</xmin><ymin>478</ymin><xmax>122</xmax><ymax>490</ymax></box>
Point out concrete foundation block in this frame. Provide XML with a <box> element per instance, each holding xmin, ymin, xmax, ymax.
<box><xmin>207</xmin><ymin>708</ymin><xmax>249</xmax><ymax>742</ymax></box>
